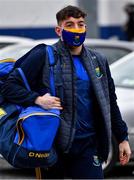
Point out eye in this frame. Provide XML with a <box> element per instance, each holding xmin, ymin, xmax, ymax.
<box><xmin>65</xmin><ymin>22</ymin><xmax>74</xmax><ymax>28</ymax></box>
<box><xmin>78</xmin><ymin>23</ymin><xmax>86</xmax><ymax>28</ymax></box>
<box><xmin>65</xmin><ymin>23</ymin><xmax>73</xmax><ymax>28</ymax></box>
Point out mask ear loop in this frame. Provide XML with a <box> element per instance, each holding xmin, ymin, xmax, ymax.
<box><xmin>84</xmin><ymin>24</ymin><xmax>87</xmax><ymax>32</ymax></box>
<box><xmin>61</xmin><ymin>27</ymin><xmax>64</xmax><ymax>41</ymax></box>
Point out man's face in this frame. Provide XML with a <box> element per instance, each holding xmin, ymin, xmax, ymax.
<box><xmin>55</xmin><ymin>17</ymin><xmax>86</xmax><ymax>37</ymax></box>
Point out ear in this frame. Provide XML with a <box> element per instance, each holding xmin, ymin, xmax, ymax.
<box><xmin>55</xmin><ymin>26</ymin><xmax>62</xmax><ymax>37</ymax></box>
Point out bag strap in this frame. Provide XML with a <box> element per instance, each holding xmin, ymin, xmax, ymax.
<box><xmin>35</xmin><ymin>167</ymin><xmax>42</xmax><ymax>180</ymax></box>
<box><xmin>46</xmin><ymin>45</ymin><xmax>56</xmax><ymax>96</ymax></box>
<box><xmin>46</xmin><ymin>45</ymin><xmax>64</xmax><ymax>103</ymax></box>
<box><xmin>18</xmin><ymin>45</ymin><xmax>56</xmax><ymax>97</ymax></box>
<box><xmin>17</xmin><ymin>68</ymin><xmax>31</xmax><ymax>91</ymax></box>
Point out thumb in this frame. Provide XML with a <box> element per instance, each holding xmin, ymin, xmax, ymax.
<box><xmin>44</xmin><ymin>93</ymin><xmax>51</xmax><ymax>97</ymax></box>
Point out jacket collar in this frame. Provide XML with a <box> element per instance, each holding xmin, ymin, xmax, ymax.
<box><xmin>53</xmin><ymin>40</ymin><xmax>71</xmax><ymax>57</ymax></box>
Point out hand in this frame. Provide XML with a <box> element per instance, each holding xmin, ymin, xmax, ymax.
<box><xmin>35</xmin><ymin>93</ymin><xmax>63</xmax><ymax>110</ymax></box>
<box><xmin>119</xmin><ymin>140</ymin><xmax>131</xmax><ymax>165</ymax></box>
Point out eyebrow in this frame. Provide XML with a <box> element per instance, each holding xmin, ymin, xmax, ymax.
<box><xmin>65</xmin><ymin>20</ymin><xmax>85</xmax><ymax>24</ymax></box>
<box><xmin>78</xmin><ymin>20</ymin><xmax>85</xmax><ymax>23</ymax></box>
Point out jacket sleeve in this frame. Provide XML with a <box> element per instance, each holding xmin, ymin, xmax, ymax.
<box><xmin>1</xmin><ymin>44</ymin><xmax>46</xmax><ymax>106</ymax></box>
<box><xmin>105</xmin><ymin>59</ymin><xmax>128</xmax><ymax>143</ymax></box>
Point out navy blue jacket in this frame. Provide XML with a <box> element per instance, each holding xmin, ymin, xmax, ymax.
<box><xmin>1</xmin><ymin>40</ymin><xmax>128</xmax><ymax>161</ymax></box>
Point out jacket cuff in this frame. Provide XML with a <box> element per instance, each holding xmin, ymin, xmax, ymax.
<box><xmin>123</xmin><ymin>136</ymin><xmax>129</xmax><ymax>141</ymax></box>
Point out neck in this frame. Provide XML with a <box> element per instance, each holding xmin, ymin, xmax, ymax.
<box><xmin>69</xmin><ymin>45</ymin><xmax>83</xmax><ymax>55</ymax></box>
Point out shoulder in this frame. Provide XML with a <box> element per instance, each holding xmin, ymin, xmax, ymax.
<box><xmin>29</xmin><ymin>43</ymin><xmax>47</xmax><ymax>54</ymax></box>
<box><xmin>14</xmin><ymin>43</ymin><xmax>47</xmax><ymax>68</ymax></box>
<box><xmin>84</xmin><ymin>46</ymin><xmax>111</xmax><ymax>76</ymax></box>
<box><xmin>85</xmin><ymin>46</ymin><xmax>108</xmax><ymax>66</ymax></box>
<box><xmin>19</xmin><ymin>43</ymin><xmax>47</xmax><ymax>59</ymax></box>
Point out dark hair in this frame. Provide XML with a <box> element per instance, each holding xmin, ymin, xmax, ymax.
<box><xmin>56</xmin><ymin>5</ymin><xmax>87</xmax><ymax>24</ymax></box>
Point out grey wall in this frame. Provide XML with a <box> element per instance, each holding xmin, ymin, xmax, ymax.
<box><xmin>78</xmin><ymin>0</ymin><xmax>98</xmax><ymax>38</ymax></box>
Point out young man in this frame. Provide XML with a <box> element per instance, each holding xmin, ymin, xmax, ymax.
<box><xmin>1</xmin><ymin>5</ymin><xmax>131</xmax><ymax>179</ymax></box>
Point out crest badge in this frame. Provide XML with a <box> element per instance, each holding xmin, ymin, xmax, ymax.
<box><xmin>0</xmin><ymin>108</ymin><xmax>7</xmax><ymax>119</ymax></box>
<box><xmin>93</xmin><ymin>155</ymin><xmax>101</xmax><ymax>167</ymax></box>
<box><xmin>95</xmin><ymin>67</ymin><xmax>103</xmax><ymax>78</ymax></box>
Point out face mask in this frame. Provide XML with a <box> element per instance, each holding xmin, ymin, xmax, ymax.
<box><xmin>62</xmin><ymin>28</ymin><xmax>86</xmax><ymax>47</ymax></box>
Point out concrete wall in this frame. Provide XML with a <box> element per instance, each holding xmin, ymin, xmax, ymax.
<box><xmin>78</xmin><ymin>0</ymin><xmax>98</xmax><ymax>38</ymax></box>
<box><xmin>0</xmin><ymin>0</ymin><xmax>78</xmax><ymax>39</ymax></box>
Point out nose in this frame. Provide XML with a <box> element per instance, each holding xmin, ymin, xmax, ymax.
<box><xmin>73</xmin><ymin>23</ymin><xmax>80</xmax><ymax>29</ymax></box>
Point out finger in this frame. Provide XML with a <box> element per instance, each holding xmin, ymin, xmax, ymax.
<box><xmin>120</xmin><ymin>158</ymin><xmax>127</xmax><ymax>165</ymax></box>
<box><xmin>41</xmin><ymin>105</ymin><xmax>63</xmax><ymax>110</ymax></box>
<box><xmin>54</xmin><ymin>97</ymin><xmax>61</xmax><ymax>101</ymax></box>
<box><xmin>45</xmin><ymin>93</ymin><xmax>51</xmax><ymax>96</ymax></box>
<box><xmin>120</xmin><ymin>154</ymin><xmax>130</xmax><ymax>165</ymax></box>
<box><xmin>53</xmin><ymin>105</ymin><xmax>62</xmax><ymax>109</ymax></box>
<box><xmin>53</xmin><ymin>102</ymin><xmax>62</xmax><ymax>106</ymax></box>
<box><xmin>119</xmin><ymin>151</ymin><xmax>123</xmax><ymax>158</ymax></box>
<box><xmin>50</xmin><ymin>106</ymin><xmax>63</xmax><ymax>110</ymax></box>
<box><xmin>48</xmin><ymin>101</ymin><xmax>61</xmax><ymax>106</ymax></box>
<box><xmin>125</xmin><ymin>153</ymin><xmax>131</xmax><ymax>162</ymax></box>
<box><xmin>49</xmin><ymin>97</ymin><xmax>61</xmax><ymax>103</ymax></box>
<box><xmin>120</xmin><ymin>160</ymin><xmax>127</xmax><ymax>165</ymax></box>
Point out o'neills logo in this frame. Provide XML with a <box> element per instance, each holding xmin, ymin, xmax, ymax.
<box><xmin>29</xmin><ymin>152</ymin><xmax>50</xmax><ymax>158</ymax></box>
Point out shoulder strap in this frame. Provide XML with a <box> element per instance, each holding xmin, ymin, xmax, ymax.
<box><xmin>46</xmin><ymin>45</ymin><xmax>56</xmax><ymax>96</ymax></box>
<box><xmin>46</xmin><ymin>45</ymin><xmax>63</xmax><ymax>102</ymax></box>
<box><xmin>46</xmin><ymin>45</ymin><xmax>55</xmax><ymax>66</ymax></box>
<box><xmin>18</xmin><ymin>45</ymin><xmax>58</xmax><ymax>97</ymax></box>
<box><xmin>17</xmin><ymin>68</ymin><xmax>31</xmax><ymax>91</ymax></box>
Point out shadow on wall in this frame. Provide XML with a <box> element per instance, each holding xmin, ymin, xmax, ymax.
<box><xmin>123</xmin><ymin>3</ymin><xmax>134</xmax><ymax>41</ymax></box>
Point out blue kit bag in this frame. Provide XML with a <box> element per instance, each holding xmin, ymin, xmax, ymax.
<box><xmin>0</xmin><ymin>58</ymin><xmax>16</xmax><ymax>78</ymax></box>
<box><xmin>0</xmin><ymin>46</ymin><xmax>61</xmax><ymax>169</ymax></box>
<box><xmin>0</xmin><ymin>58</ymin><xmax>16</xmax><ymax>104</ymax></box>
